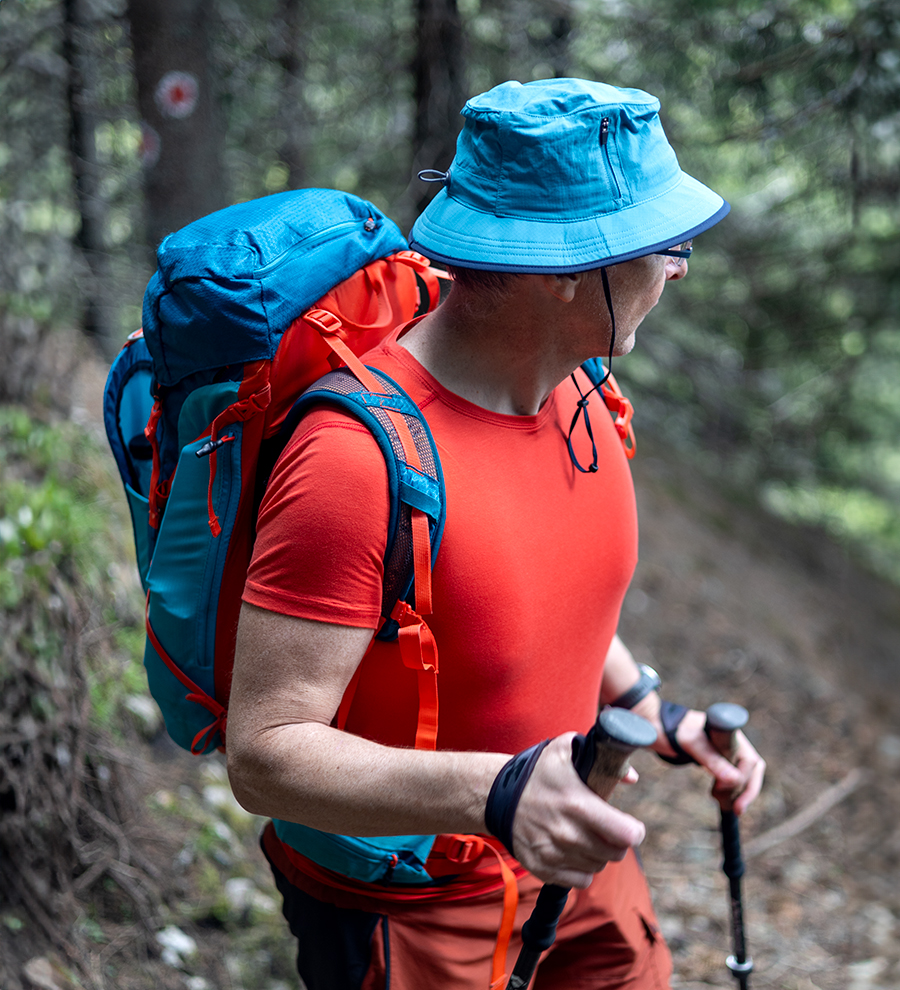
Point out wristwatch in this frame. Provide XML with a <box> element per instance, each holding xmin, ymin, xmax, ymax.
<box><xmin>611</xmin><ymin>664</ymin><xmax>661</xmax><ymax>710</ymax></box>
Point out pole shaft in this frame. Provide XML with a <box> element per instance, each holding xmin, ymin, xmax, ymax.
<box><xmin>705</xmin><ymin>705</ymin><xmax>753</xmax><ymax>990</ymax></box>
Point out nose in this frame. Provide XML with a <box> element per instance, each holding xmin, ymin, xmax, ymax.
<box><xmin>665</xmin><ymin>256</ymin><xmax>688</xmax><ymax>281</ymax></box>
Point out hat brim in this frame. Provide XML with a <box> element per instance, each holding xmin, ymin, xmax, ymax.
<box><xmin>409</xmin><ymin>170</ymin><xmax>729</xmax><ymax>273</ymax></box>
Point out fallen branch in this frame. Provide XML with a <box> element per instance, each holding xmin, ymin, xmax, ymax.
<box><xmin>745</xmin><ymin>767</ymin><xmax>870</xmax><ymax>858</ymax></box>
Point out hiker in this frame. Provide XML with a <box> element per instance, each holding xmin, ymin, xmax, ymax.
<box><xmin>227</xmin><ymin>78</ymin><xmax>765</xmax><ymax>990</ymax></box>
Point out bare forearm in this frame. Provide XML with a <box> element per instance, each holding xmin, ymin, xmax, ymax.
<box><xmin>598</xmin><ymin>634</ymin><xmax>643</xmax><ymax>706</ymax></box>
<box><xmin>227</xmin><ymin>720</ymin><xmax>507</xmax><ymax>836</ymax></box>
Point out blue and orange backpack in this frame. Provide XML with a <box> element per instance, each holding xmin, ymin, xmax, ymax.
<box><xmin>103</xmin><ymin>188</ymin><xmax>448</xmax><ymax>760</ymax></box>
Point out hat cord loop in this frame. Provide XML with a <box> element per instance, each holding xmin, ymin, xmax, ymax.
<box><xmin>418</xmin><ymin>169</ymin><xmax>450</xmax><ymax>185</ymax></box>
<box><xmin>566</xmin><ymin>267</ymin><xmax>616</xmax><ymax>474</ymax></box>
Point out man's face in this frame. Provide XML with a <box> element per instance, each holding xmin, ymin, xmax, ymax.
<box><xmin>582</xmin><ymin>247</ymin><xmax>689</xmax><ymax>357</ymax></box>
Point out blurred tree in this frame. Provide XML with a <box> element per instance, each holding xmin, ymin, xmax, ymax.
<box><xmin>545</xmin><ymin>0</ymin><xmax>573</xmax><ymax>78</ymax></box>
<box><xmin>127</xmin><ymin>0</ymin><xmax>229</xmax><ymax>248</ymax></box>
<box><xmin>63</xmin><ymin>0</ymin><xmax>114</xmax><ymax>346</ymax></box>
<box><xmin>411</xmin><ymin>0</ymin><xmax>466</xmax><ymax>212</ymax></box>
<box><xmin>268</xmin><ymin>0</ymin><xmax>313</xmax><ymax>189</ymax></box>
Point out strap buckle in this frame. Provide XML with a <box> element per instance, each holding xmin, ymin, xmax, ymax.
<box><xmin>303</xmin><ymin>308</ymin><xmax>344</xmax><ymax>337</ymax></box>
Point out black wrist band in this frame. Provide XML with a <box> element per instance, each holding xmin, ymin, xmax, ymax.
<box><xmin>611</xmin><ymin>664</ymin><xmax>661</xmax><ymax>710</ymax></box>
<box><xmin>485</xmin><ymin>739</ymin><xmax>550</xmax><ymax>857</ymax></box>
<box><xmin>657</xmin><ymin>699</ymin><xmax>699</xmax><ymax>765</ymax></box>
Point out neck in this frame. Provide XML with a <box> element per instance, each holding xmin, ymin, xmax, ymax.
<box><xmin>399</xmin><ymin>281</ymin><xmax>601</xmax><ymax>416</ymax></box>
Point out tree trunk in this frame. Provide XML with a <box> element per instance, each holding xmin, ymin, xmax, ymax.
<box><xmin>127</xmin><ymin>0</ymin><xmax>228</xmax><ymax>250</ymax></box>
<box><xmin>409</xmin><ymin>0</ymin><xmax>466</xmax><ymax>217</ymax></box>
<box><xmin>546</xmin><ymin>0</ymin><xmax>572</xmax><ymax>78</ymax></box>
<box><xmin>269</xmin><ymin>0</ymin><xmax>311</xmax><ymax>190</ymax></box>
<box><xmin>63</xmin><ymin>0</ymin><xmax>115</xmax><ymax>351</ymax></box>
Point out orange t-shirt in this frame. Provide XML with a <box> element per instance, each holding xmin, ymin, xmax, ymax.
<box><xmin>244</xmin><ymin>328</ymin><xmax>638</xmax><ymax>755</ymax></box>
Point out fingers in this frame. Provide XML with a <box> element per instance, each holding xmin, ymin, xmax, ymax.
<box><xmin>671</xmin><ymin>711</ymin><xmax>766</xmax><ymax>814</ymax></box>
<box><xmin>509</xmin><ymin>733</ymin><xmax>646</xmax><ymax>886</ymax></box>
<box><xmin>636</xmin><ymin>699</ymin><xmax>766</xmax><ymax>817</ymax></box>
<box><xmin>731</xmin><ymin>738</ymin><xmax>766</xmax><ymax>815</ymax></box>
<box><xmin>620</xmin><ymin>765</ymin><xmax>640</xmax><ymax>785</ymax></box>
<box><xmin>713</xmin><ymin>729</ymin><xmax>765</xmax><ymax>815</ymax></box>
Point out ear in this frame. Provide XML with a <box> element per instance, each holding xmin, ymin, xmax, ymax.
<box><xmin>539</xmin><ymin>271</ymin><xmax>584</xmax><ymax>303</ymax></box>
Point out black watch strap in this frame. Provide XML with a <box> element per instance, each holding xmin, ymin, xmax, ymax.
<box><xmin>611</xmin><ymin>664</ymin><xmax>661</xmax><ymax>710</ymax></box>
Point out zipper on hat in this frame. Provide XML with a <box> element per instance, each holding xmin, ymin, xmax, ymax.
<box><xmin>600</xmin><ymin>117</ymin><xmax>610</xmax><ymax>146</ymax></box>
<box><xmin>599</xmin><ymin>116</ymin><xmax>622</xmax><ymax>199</ymax></box>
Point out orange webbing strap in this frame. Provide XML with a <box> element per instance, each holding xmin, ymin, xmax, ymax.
<box><xmin>304</xmin><ymin>308</ymin><xmax>427</xmax><ymax>472</ymax></box>
<box><xmin>431</xmin><ymin>834</ymin><xmax>520</xmax><ymax>990</ymax></box>
<box><xmin>490</xmin><ymin>851</ymin><xmax>519</xmax><ymax>990</ymax></box>
<box><xmin>303</xmin><ymin>309</ymin><xmax>385</xmax><ymax>393</ymax></box>
<box><xmin>391</xmin><ymin>596</ymin><xmax>439</xmax><ymax>750</ymax></box>
<box><xmin>409</xmin><ymin>508</ymin><xmax>433</xmax><ymax>614</ymax></box>
<box><xmin>306</xmin><ymin>307</ymin><xmax>429</xmax><ymax>482</ymax></box>
<box><xmin>390</xmin><ymin>505</ymin><xmax>438</xmax><ymax>748</ymax></box>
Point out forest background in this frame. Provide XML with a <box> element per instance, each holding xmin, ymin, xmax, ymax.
<box><xmin>0</xmin><ymin>0</ymin><xmax>899</xmax><ymax>987</ymax></box>
<box><xmin>4</xmin><ymin>0</ymin><xmax>900</xmax><ymax>580</ymax></box>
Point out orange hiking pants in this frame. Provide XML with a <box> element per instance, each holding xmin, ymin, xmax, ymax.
<box><xmin>263</xmin><ymin>826</ymin><xmax>672</xmax><ymax>990</ymax></box>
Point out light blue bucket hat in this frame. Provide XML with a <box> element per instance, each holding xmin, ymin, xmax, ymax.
<box><xmin>409</xmin><ymin>78</ymin><xmax>729</xmax><ymax>273</ymax></box>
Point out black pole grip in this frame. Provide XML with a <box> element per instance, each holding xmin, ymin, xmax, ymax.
<box><xmin>705</xmin><ymin>702</ymin><xmax>748</xmax><ymax>812</ymax></box>
<box><xmin>506</xmin><ymin>884</ymin><xmax>570</xmax><ymax>989</ymax></box>
<box><xmin>521</xmin><ymin>884</ymin><xmax>570</xmax><ymax>951</ymax></box>
<box><xmin>705</xmin><ymin>702</ymin><xmax>748</xmax><ymax>759</ymax></box>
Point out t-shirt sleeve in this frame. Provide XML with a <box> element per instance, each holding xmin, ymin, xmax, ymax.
<box><xmin>242</xmin><ymin>406</ymin><xmax>389</xmax><ymax>628</ymax></box>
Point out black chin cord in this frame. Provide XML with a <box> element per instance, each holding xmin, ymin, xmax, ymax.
<box><xmin>566</xmin><ymin>267</ymin><xmax>616</xmax><ymax>474</ymax></box>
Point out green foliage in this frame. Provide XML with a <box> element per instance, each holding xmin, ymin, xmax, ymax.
<box><xmin>0</xmin><ymin>409</ymin><xmax>108</xmax><ymax>603</ymax></box>
<box><xmin>0</xmin><ymin>406</ymin><xmax>146</xmax><ymax>729</ymax></box>
<box><xmin>88</xmin><ymin>629</ymin><xmax>149</xmax><ymax>733</ymax></box>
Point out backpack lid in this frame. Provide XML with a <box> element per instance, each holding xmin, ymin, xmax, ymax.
<box><xmin>142</xmin><ymin>189</ymin><xmax>409</xmax><ymax>387</ymax></box>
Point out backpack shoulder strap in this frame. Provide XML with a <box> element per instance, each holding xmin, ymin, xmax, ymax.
<box><xmin>270</xmin><ymin>361</ymin><xmax>446</xmax><ymax>751</ymax></box>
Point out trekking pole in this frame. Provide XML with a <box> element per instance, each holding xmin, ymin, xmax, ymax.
<box><xmin>706</xmin><ymin>702</ymin><xmax>754</xmax><ymax>990</ymax></box>
<box><xmin>506</xmin><ymin>708</ymin><xmax>657</xmax><ymax>990</ymax></box>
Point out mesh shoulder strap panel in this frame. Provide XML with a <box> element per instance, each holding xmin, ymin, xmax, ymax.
<box><xmin>273</xmin><ymin>364</ymin><xmax>445</xmax><ymax>616</ymax></box>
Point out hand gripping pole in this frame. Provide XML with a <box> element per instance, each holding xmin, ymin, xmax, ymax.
<box><xmin>505</xmin><ymin>708</ymin><xmax>657</xmax><ymax>990</ymax></box>
<box><xmin>706</xmin><ymin>702</ymin><xmax>754</xmax><ymax>990</ymax></box>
